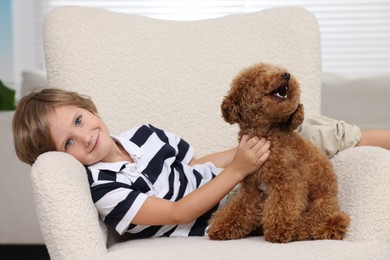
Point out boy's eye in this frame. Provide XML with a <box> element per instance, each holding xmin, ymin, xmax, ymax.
<box><xmin>75</xmin><ymin>116</ymin><xmax>82</xmax><ymax>126</ymax></box>
<box><xmin>65</xmin><ymin>139</ymin><xmax>74</xmax><ymax>149</ymax></box>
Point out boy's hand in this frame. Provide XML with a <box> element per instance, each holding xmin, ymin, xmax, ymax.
<box><xmin>229</xmin><ymin>135</ymin><xmax>270</xmax><ymax>180</ymax></box>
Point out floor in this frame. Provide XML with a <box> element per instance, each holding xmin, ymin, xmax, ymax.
<box><xmin>0</xmin><ymin>245</ymin><xmax>50</xmax><ymax>260</ymax></box>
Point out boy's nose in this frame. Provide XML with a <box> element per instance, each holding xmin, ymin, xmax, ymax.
<box><xmin>86</xmin><ymin>137</ymin><xmax>92</xmax><ymax>147</ymax></box>
<box><xmin>84</xmin><ymin>134</ymin><xmax>93</xmax><ymax>147</ymax></box>
<box><xmin>76</xmin><ymin>130</ymin><xmax>92</xmax><ymax>146</ymax></box>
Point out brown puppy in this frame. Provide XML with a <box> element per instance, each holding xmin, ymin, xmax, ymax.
<box><xmin>207</xmin><ymin>63</ymin><xmax>349</xmax><ymax>243</ymax></box>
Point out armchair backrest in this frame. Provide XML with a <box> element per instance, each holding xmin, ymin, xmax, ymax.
<box><xmin>43</xmin><ymin>5</ymin><xmax>321</xmax><ymax>156</ymax></box>
<box><xmin>34</xmin><ymin>6</ymin><xmax>321</xmax><ymax>259</ymax></box>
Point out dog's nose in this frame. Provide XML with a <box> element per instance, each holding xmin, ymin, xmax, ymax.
<box><xmin>281</xmin><ymin>73</ymin><xmax>290</xmax><ymax>81</ymax></box>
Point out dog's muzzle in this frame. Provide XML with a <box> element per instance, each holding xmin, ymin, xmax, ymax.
<box><xmin>270</xmin><ymin>85</ymin><xmax>288</xmax><ymax>99</ymax></box>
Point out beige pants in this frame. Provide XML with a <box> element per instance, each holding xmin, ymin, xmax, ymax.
<box><xmin>297</xmin><ymin>115</ymin><xmax>361</xmax><ymax>159</ymax></box>
<box><xmin>227</xmin><ymin>115</ymin><xmax>361</xmax><ymax>200</ymax></box>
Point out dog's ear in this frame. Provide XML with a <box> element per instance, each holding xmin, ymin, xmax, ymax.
<box><xmin>221</xmin><ymin>92</ymin><xmax>240</xmax><ymax>124</ymax></box>
<box><xmin>288</xmin><ymin>103</ymin><xmax>304</xmax><ymax>130</ymax></box>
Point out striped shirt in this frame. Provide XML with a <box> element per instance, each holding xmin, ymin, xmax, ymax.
<box><xmin>86</xmin><ymin>124</ymin><xmax>226</xmax><ymax>238</ymax></box>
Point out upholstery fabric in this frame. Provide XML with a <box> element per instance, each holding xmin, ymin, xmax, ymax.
<box><xmin>32</xmin><ymin>5</ymin><xmax>390</xmax><ymax>260</ymax></box>
<box><xmin>43</xmin><ymin>6</ymin><xmax>321</xmax><ymax>156</ymax></box>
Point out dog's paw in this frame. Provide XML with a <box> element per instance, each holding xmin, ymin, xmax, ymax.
<box><xmin>207</xmin><ymin>225</ymin><xmax>240</xmax><ymax>240</ymax></box>
<box><xmin>313</xmin><ymin>212</ymin><xmax>350</xmax><ymax>240</ymax></box>
<box><xmin>207</xmin><ymin>223</ymin><xmax>252</xmax><ymax>240</ymax></box>
<box><xmin>264</xmin><ymin>228</ymin><xmax>295</xmax><ymax>243</ymax></box>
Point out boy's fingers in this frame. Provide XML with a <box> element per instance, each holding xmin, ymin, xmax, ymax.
<box><xmin>240</xmin><ymin>135</ymin><xmax>259</xmax><ymax>149</ymax></box>
<box><xmin>256</xmin><ymin>140</ymin><xmax>270</xmax><ymax>155</ymax></box>
<box><xmin>257</xmin><ymin>138</ymin><xmax>267</xmax><ymax>147</ymax></box>
<box><xmin>252</xmin><ymin>138</ymin><xmax>268</xmax><ymax>152</ymax></box>
<box><xmin>241</xmin><ymin>136</ymin><xmax>270</xmax><ymax>157</ymax></box>
<box><xmin>240</xmin><ymin>135</ymin><xmax>250</xmax><ymax>146</ymax></box>
<box><xmin>249</xmin><ymin>137</ymin><xmax>260</xmax><ymax>148</ymax></box>
<box><xmin>258</xmin><ymin>150</ymin><xmax>270</xmax><ymax>163</ymax></box>
<box><xmin>247</xmin><ymin>136</ymin><xmax>264</xmax><ymax>148</ymax></box>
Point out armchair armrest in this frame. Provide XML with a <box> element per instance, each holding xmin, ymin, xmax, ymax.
<box><xmin>332</xmin><ymin>146</ymin><xmax>390</xmax><ymax>241</ymax></box>
<box><xmin>31</xmin><ymin>152</ymin><xmax>107</xmax><ymax>260</ymax></box>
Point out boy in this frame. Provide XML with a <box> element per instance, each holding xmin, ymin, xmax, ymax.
<box><xmin>12</xmin><ymin>88</ymin><xmax>390</xmax><ymax>238</ymax></box>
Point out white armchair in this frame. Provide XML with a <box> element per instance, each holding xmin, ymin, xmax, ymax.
<box><xmin>32</xmin><ymin>6</ymin><xmax>390</xmax><ymax>259</ymax></box>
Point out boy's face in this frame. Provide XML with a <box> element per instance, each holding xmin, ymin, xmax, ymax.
<box><xmin>48</xmin><ymin>105</ymin><xmax>115</xmax><ymax>166</ymax></box>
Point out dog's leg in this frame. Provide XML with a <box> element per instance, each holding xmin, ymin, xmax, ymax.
<box><xmin>306</xmin><ymin>159</ymin><xmax>349</xmax><ymax>239</ymax></box>
<box><xmin>303</xmin><ymin>162</ymin><xmax>350</xmax><ymax>240</ymax></box>
<box><xmin>207</xmin><ymin>185</ymin><xmax>264</xmax><ymax>240</ymax></box>
<box><xmin>262</xmin><ymin>175</ymin><xmax>309</xmax><ymax>243</ymax></box>
<box><xmin>303</xmin><ymin>195</ymin><xmax>350</xmax><ymax>240</ymax></box>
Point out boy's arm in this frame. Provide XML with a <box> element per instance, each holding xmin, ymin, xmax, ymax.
<box><xmin>131</xmin><ymin>136</ymin><xmax>270</xmax><ymax>226</ymax></box>
<box><xmin>189</xmin><ymin>147</ymin><xmax>237</xmax><ymax>168</ymax></box>
<box><xmin>189</xmin><ymin>137</ymin><xmax>269</xmax><ymax>168</ymax></box>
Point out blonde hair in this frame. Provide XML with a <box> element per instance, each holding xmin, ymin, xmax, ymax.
<box><xmin>12</xmin><ymin>88</ymin><xmax>98</xmax><ymax>165</ymax></box>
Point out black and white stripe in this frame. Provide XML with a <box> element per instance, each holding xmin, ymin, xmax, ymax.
<box><xmin>86</xmin><ymin>124</ymin><xmax>225</xmax><ymax>238</ymax></box>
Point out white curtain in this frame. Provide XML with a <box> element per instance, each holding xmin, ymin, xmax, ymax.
<box><xmin>36</xmin><ymin>0</ymin><xmax>390</xmax><ymax>74</ymax></box>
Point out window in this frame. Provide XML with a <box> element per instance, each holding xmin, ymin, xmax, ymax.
<box><xmin>35</xmin><ymin>0</ymin><xmax>390</xmax><ymax>74</ymax></box>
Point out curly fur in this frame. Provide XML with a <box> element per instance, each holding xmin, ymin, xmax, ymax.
<box><xmin>207</xmin><ymin>63</ymin><xmax>350</xmax><ymax>243</ymax></box>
